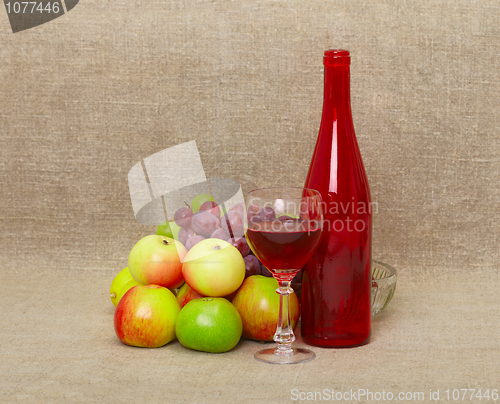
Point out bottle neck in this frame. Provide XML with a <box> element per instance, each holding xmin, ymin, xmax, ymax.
<box><xmin>322</xmin><ymin>63</ymin><xmax>352</xmax><ymax>117</ymax></box>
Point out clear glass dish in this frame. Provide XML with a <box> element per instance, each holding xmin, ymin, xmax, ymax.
<box><xmin>371</xmin><ymin>260</ymin><xmax>397</xmax><ymax>317</ymax></box>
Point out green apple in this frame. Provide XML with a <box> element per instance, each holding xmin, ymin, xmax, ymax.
<box><xmin>156</xmin><ymin>220</ymin><xmax>181</xmax><ymax>241</ymax></box>
<box><xmin>110</xmin><ymin>267</ymin><xmax>135</xmax><ymax>307</ymax></box>
<box><xmin>232</xmin><ymin>275</ymin><xmax>300</xmax><ymax>341</ymax></box>
<box><xmin>191</xmin><ymin>194</ymin><xmax>214</xmax><ymax>213</ymax></box>
<box><xmin>128</xmin><ymin>235</ymin><xmax>187</xmax><ymax>289</ymax></box>
<box><xmin>182</xmin><ymin>238</ymin><xmax>245</xmax><ymax>297</ymax></box>
<box><xmin>175</xmin><ymin>297</ymin><xmax>242</xmax><ymax>353</ymax></box>
<box><xmin>114</xmin><ymin>285</ymin><xmax>181</xmax><ymax>348</ymax></box>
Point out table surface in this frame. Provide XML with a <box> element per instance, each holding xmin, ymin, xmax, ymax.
<box><xmin>1</xmin><ymin>266</ymin><xmax>499</xmax><ymax>404</ymax></box>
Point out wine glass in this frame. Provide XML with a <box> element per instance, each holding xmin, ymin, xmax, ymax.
<box><xmin>244</xmin><ymin>187</ymin><xmax>324</xmax><ymax>364</ymax></box>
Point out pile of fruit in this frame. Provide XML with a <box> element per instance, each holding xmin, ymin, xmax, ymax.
<box><xmin>110</xmin><ymin>194</ymin><xmax>301</xmax><ymax>353</ymax></box>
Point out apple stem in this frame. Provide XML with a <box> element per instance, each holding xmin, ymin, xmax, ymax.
<box><xmin>273</xmin><ymin>279</ymin><xmax>295</xmax><ymax>355</ymax></box>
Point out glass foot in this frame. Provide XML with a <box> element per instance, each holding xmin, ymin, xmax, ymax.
<box><xmin>254</xmin><ymin>347</ymin><xmax>316</xmax><ymax>364</ymax></box>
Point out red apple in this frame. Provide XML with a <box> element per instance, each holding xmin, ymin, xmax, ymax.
<box><xmin>128</xmin><ymin>235</ymin><xmax>187</xmax><ymax>289</ymax></box>
<box><xmin>182</xmin><ymin>238</ymin><xmax>245</xmax><ymax>297</ymax></box>
<box><xmin>177</xmin><ymin>282</ymin><xmax>205</xmax><ymax>308</ymax></box>
<box><xmin>231</xmin><ymin>275</ymin><xmax>300</xmax><ymax>341</ymax></box>
<box><xmin>114</xmin><ymin>284</ymin><xmax>181</xmax><ymax>348</ymax></box>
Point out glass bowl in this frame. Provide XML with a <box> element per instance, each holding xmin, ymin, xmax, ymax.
<box><xmin>371</xmin><ymin>260</ymin><xmax>397</xmax><ymax>317</ymax></box>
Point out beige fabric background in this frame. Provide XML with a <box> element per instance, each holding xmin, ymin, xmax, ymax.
<box><xmin>1</xmin><ymin>1</ymin><xmax>499</xmax><ymax>403</ymax></box>
<box><xmin>2</xmin><ymin>0</ymin><xmax>499</xmax><ymax>275</ymax></box>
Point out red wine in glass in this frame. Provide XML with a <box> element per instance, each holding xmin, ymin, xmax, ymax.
<box><xmin>244</xmin><ymin>187</ymin><xmax>324</xmax><ymax>364</ymax></box>
<box><xmin>246</xmin><ymin>218</ymin><xmax>322</xmax><ymax>280</ymax></box>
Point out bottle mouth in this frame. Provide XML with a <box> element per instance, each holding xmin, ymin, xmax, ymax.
<box><xmin>323</xmin><ymin>49</ymin><xmax>350</xmax><ymax>66</ymax></box>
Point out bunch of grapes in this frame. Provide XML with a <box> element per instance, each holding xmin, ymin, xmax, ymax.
<box><xmin>171</xmin><ymin>198</ymin><xmax>303</xmax><ymax>298</ymax></box>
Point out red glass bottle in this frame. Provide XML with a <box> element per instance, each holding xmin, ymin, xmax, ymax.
<box><xmin>301</xmin><ymin>50</ymin><xmax>372</xmax><ymax>347</ymax></box>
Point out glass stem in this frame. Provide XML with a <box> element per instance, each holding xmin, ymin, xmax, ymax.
<box><xmin>274</xmin><ymin>279</ymin><xmax>295</xmax><ymax>354</ymax></box>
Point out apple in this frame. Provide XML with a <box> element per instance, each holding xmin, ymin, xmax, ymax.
<box><xmin>191</xmin><ymin>194</ymin><xmax>214</xmax><ymax>213</ymax></box>
<box><xmin>231</xmin><ymin>275</ymin><xmax>300</xmax><ymax>342</ymax></box>
<box><xmin>110</xmin><ymin>267</ymin><xmax>136</xmax><ymax>307</ymax></box>
<box><xmin>182</xmin><ymin>238</ymin><xmax>245</xmax><ymax>297</ymax></box>
<box><xmin>176</xmin><ymin>282</ymin><xmax>205</xmax><ymax>308</ymax></box>
<box><xmin>114</xmin><ymin>284</ymin><xmax>181</xmax><ymax>348</ymax></box>
<box><xmin>175</xmin><ymin>297</ymin><xmax>242</xmax><ymax>353</ymax></box>
<box><xmin>115</xmin><ymin>278</ymin><xmax>142</xmax><ymax>305</ymax></box>
<box><xmin>128</xmin><ymin>235</ymin><xmax>187</xmax><ymax>289</ymax></box>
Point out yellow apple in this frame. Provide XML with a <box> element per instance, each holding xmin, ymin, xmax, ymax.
<box><xmin>182</xmin><ymin>239</ymin><xmax>245</xmax><ymax>297</ymax></box>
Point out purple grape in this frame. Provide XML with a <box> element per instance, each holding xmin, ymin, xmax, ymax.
<box><xmin>210</xmin><ymin>228</ymin><xmax>230</xmax><ymax>241</ymax></box>
<box><xmin>199</xmin><ymin>201</ymin><xmax>221</xmax><ymax>218</ymax></box>
<box><xmin>229</xmin><ymin>202</ymin><xmax>245</xmax><ymax>217</ymax></box>
<box><xmin>221</xmin><ymin>211</ymin><xmax>244</xmax><ymax>238</ymax></box>
<box><xmin>174</xmin><ymin>207</ymin><xmax>194</xmax><ymax>228</ymax></box>
<box><xmin>178</xmin><ymin>227</ymin><xmax>195</xmax><ymax>246</ymax></box>
<box><xmin>261</xmin><ymin>265</ymin><xmax>273</xmax><ymax>277</ymax></box>
<box><xmin>185</xmin><ymin>235</ymin><xmax>205</xmax><ymax>251</ymax></box>
<box><xmin>247</xmin><ymin>204</ymin><xmax>260</xmax><ymax>224</ymax></box>
<box><xmin>292</xmin><ymin>268</ymin><xmax>303</xmax><ymax>283</ymax></box>
<box><xmin>259</xmin><ymin>206</ymin><xmax>276</xmax><ymax>221</ymax></box>
<box><xmin>191</xmin><ymin>211</ymin><xmax>220</xmax><ymax>238</ymax></box>
<box><xmin>244</xmin><ymin>255</ymin><xmax>261</xmax><ymax>277</ymax></box>
<box><xmin>229</xmin><ymin>236</ymin><xmax>251</xmax><ymax>257</ymax></box>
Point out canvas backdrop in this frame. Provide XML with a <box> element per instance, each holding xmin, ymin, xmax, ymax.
<box><xmin>1</xmin><ymin>0</ymin><xmax>499</xmax><ymax>277</ymax></box>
